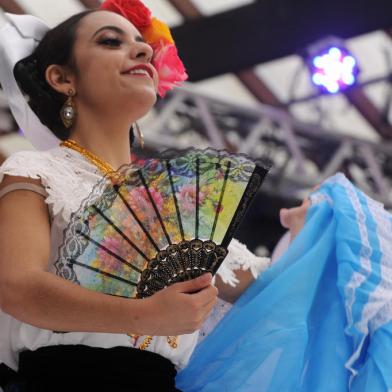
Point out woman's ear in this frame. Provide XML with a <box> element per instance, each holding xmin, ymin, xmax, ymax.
<box><xmin>45</xmin><ymin>64</ymin><xmax>76</xmax><ymax>95</ymax></box>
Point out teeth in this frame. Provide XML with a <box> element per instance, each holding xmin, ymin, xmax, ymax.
<box><xmin>129</xmin><ymin>69</ymin><xmax>149</xmax><ymax>76</ymax></box>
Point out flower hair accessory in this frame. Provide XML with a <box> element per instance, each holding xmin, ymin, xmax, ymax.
<box><xmin>100</xmin><ymin>0</ymin><xmax>188</xmax><ymax>97</ymax></box>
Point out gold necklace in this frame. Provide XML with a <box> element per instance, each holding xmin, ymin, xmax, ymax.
<box><xmin>60</xmin><ymin>139</ymin><xmax>124</xmax><ymax>182</ymax></box>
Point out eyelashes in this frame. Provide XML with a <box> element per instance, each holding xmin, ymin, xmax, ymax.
<box><xmin>96</xmin><ymin>37</ymin><xmax>154</xmax><ymax>59</ymax></box>
<box><xmin>98</xmin><ymin>37</ymin><xmax>122</xmax><ymax>47</ymax></box>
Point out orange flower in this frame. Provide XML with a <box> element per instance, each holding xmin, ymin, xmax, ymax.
<box><xmin>142</xmin><ymin>17</ymin><xmax>174</xmax><ymax>46</ymax></box>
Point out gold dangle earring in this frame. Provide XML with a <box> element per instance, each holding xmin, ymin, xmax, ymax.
<box><xmin>60</xmin><ymin>89</ymin><xmax>77</xmax><ymax>128</ymax></box>
<box><xmin>134</xmin><ymin>122</ymin><xmax>145</xmax><ymax>149</ymax></box>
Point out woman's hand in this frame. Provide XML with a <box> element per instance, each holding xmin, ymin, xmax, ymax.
<box><xmin>140</xmin><ymin>273</ymin><xmax>218</xmax><ymax>336</ymax></box>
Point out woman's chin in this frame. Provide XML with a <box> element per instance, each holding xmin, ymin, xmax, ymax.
<box><xmin>134</xmin><ymin>85</ymin><xmax>157</xmax><ymax>103</ymax></box>
<box><xmin>122</xmin><ymin>86</ymin><xmax>156</xmax><ymax>109</ymax></box>
<box><xmin>122</xmin><ymin>97</ymin><xmax>156</xmax><ymax>120</ymax></box>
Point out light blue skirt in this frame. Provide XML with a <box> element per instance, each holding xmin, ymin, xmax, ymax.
<box><xmin>176</xmin><ymin>174</ymin><xmax>392</xmax><ymax>391</ymax></box>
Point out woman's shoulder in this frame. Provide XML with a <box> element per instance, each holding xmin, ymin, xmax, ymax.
<box><xmin>0</xmin><ymin>147</ymin><xmax>61</xmax><ymax>183</ymax></box>
<box><xmin>0</xmin><ymin>146</ymin><xmax>99</xmax><ymax>219</ymax></box>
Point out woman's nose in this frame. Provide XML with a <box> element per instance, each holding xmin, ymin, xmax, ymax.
<box><xmin>131</xmin><ymin>42</ymin><xmax>153</xmax><ymax>63</ymax></box>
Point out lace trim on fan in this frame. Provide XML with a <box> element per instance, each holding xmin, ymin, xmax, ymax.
<box><xmin>215</xmin><ymin>239</ymin><xmax>271</xmax><ymax>287</ymax></box>
<box><xmin>131</xmin><ymin>146</ymin><xmax>271</xmax><ymax>173</ymax></box>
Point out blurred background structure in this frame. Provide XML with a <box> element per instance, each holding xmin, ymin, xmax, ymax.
<box><xmin>0</xmin><ymin>0</ymin><xmax>392</xmax><ymax>255</ymax></box>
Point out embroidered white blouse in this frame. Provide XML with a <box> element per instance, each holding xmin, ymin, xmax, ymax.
<box><xmin>0</xmin><ymin>146</ymin><xmax>270</xmax><ymax>371</ymax></box>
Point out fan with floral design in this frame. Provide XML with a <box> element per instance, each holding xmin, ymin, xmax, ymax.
<box><xmin>55</xmin><ymin>149</ymin><xmax>269</xmax><ymax>299</ymax></box>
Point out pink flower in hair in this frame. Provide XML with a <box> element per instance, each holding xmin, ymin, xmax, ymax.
<box><xmin>153</xmin><ymin>43</ymin><xmax>188</xmax><ymax>98</ymax></box>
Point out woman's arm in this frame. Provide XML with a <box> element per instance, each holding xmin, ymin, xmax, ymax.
<box><xmin>215</xmin><ymin>268</ymin><xmax>255</xmax><ymax>304</ymax></box>
<box><xmin>0</xmin><ymin>175</ymin><xmax>218</xmax><ymax>336</ymax></box>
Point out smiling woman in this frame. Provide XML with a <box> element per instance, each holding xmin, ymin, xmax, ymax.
<box><xmin>0</xmin><ymin>4</ymin><xmax>212</xmax><ymax>392</ymax></box>
<box><xmin>0</xmin><ymin>1</ymin><xmax>270</xmax><ymax>391</ymax></box>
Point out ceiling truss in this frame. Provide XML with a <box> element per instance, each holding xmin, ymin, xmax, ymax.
<box><xmin>146</xmin><ymin>86</ymin><xmax>392</xmax><ymax>208</ymax></box>
<box><xmin>168</xmin><ymin>0</ymin><xmax>392</xmax><ymax>141</ymax></box>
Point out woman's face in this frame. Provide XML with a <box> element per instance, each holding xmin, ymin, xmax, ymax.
<box><xmin>71</xmin><ymin>11</ymin><xmax>159</xmax><ymax>119</ymax></box>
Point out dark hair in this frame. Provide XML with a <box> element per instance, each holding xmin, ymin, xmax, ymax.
<box><xmin>13</xmin><ymin>10</ymin><xmax>96</xmax><ymax>140</ymax></box>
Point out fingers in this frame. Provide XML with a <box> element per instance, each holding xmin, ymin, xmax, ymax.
<box><xmin>174</xmin><ymin>273</ymin><xmax>212</xmax><ymax>294</ymax></box>
<box><xmin>189</xmin><ymin>286</ymin><xmax>218</xmax><ymax>330</ymax></box>
<box><xmin>192</xmin><ymin>284</ymin><xmax>218</xmax><ymax>308</ymax></box>
<box><xmin>147</xmin><ymin>274</ymin><xmax>219</xmax><ymax>335</ymax></box>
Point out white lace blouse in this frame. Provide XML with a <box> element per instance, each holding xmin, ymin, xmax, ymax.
<box><xmin>0</xmin><ymin>146</ymin><xmax>270</xmax><ymax>371</ymax></box>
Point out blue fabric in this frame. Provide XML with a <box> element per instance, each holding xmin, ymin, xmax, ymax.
<box><xmin>176</xmin><ymin>174</ymin><xmax>392</xmax><ymax>392</ymax></box>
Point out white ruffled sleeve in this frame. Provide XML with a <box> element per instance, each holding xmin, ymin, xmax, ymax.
<box><xmin>0</xmin><ymin>148</ymin><xmax>102</xmax><ymax>221</ymax></box>
<box><xmin>215</xmin><ymin>238</ymin><xmax>271</xmax><ymax>287</ymax></box>
<box><xmin>0</xmin><ymin>150</ymin><xmax>59</xmax><ymax>216</ymax></box>
<box><xmin>0</xmin><ymin>150</ymin><xmax>46</xmax><ymax>183</ymax></box>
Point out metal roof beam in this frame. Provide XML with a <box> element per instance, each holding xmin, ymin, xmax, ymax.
<box><xmin>166</xmin><ymin>1</ymin><xmax>290</xmax><ymax>121</ymax></box>
<box><xmin>0</xmin><ymin>0</ymin><xmax>25</xmax><ymax>14</ymax></box>
<box><xmin>77</xmin><ymin>0</ymin><xmax>101</xmax><ymax>9</ymax></box>
<box><xmin>345</xmin><ymin>88</ymin><xmax>392</xmax><ymax>140</ymax></box>
<box><xmin>171</xmin><ymin>0</ymin><xmax>392</xmax><ymax>81</ymax></box>
<box><xmin>236</xmin><ymin>69</ymin><xmax>285</xmax><ymax>108</ymax></box>
<box><xmin>166</xmin><ymin>0</ymin><xmax>201</xmax><ymax>20</ymax></box>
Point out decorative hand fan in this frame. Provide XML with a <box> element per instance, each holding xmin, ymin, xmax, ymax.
<box><xmin>55</xmin><ymin>148</ymin><xmax>270</xmax><ymax>299</ymax></box>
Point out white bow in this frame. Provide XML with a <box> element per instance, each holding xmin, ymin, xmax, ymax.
<box><xmin>0</xmin><ymin>13</ymin><xmax>60</xmax><ymax>150</ymax></box>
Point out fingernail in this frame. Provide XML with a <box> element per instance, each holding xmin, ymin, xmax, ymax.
<box><xmin>202</xmin><ymin>273</ymin><xmax>212</xmax><ymax>281</ymax></box>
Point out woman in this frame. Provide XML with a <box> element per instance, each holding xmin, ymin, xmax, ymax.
<box><xmin>0</xmin><ymin>3</ymin><xmax>269</xmax><ymax>391</ymax></box>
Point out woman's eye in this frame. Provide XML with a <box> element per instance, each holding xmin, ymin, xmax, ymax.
<box><xmin>98</xmin><ymin>38</ymin><xmax>122</xmax><ymax>47</ymax></box>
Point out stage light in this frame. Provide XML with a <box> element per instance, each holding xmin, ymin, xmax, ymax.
<box><xmin>306</xmin><ymin>37</ymin><xmax>359</xmax><ymax>94</ymax></box>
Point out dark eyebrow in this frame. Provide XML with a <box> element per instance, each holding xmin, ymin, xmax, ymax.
<box><xmin>92</xmin><ymin>25</ymin><xmax>125</xmax><ymax>39</ymax></box>
<box><xmin>92</xmin><ymin>25</ymin><xmax>146</xmax><ymax>43</ymax></box>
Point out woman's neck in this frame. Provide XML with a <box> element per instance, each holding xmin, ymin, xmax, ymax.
<box><xmin>69</xmin><ymin>112</ymin><xmax>133</xmax><ymax>171</ymax></box>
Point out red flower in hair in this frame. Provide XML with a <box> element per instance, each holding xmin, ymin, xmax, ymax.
<box><xmin>101</xmin><ymin>0</ymin><xmax>152</xmax><ymax>30</ymax></box>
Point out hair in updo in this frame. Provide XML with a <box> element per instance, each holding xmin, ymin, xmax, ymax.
<box><xmin>13</xmin><ymin>10</ymin><xmax>95</xmax><ymax>140</ymax></box>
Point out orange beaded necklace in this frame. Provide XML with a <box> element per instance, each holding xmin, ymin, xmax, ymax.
<box><xmin>60</xmin><ymin>139</ymin><xmax>125</xmax><ymax>183</ymax></box>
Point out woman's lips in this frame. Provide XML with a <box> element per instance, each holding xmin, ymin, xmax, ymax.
<box><xmin>122</xmin><ymin>64</ymin><xmax>154</xmax><ymax>79</ymax></box>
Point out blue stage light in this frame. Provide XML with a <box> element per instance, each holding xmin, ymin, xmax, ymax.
<box><xmin>307</xmin><ymin>38</ymin><xmax>359</xmax><ymax>94</ymax></box>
